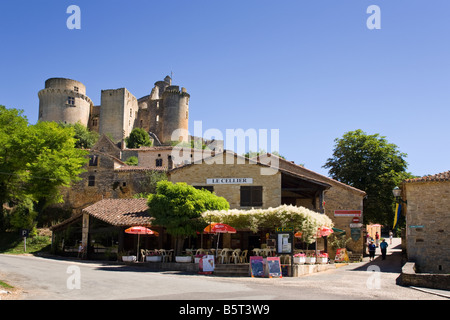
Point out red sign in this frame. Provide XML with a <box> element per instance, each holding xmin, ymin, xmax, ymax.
<box><xmin>352</xmin><ymin>217</ymin><xmax>360</xmax><ymax>223</ymax></box>
<box><xmin>334</xmin><ymin>210</ymin><xmax>362</xmax><ymax>217</ymax></box>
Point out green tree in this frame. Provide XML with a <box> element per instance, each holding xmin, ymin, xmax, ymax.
<box><xmin>0</xmin><ymin>106</ymin><xmax>88</xmax><ymax>231</ymax></box>
<box><xmin>125</xmin><ymin>128</ymin><xmax>152</xmax><ymax>148</ymax></box>
<box><xmin>323</xmin><ymin>129</ymin><xmax>413</xmax><ymax>225</ymax></box>
<box><xmin>125</xmin><ymin>156</ymin><xmax>138</xmax><ymax>166</ymax></box>
<box><xmin>58</xmin><ymin>122</ymin><xmax>99</xmax><ymax>149</ymax></box>
<box><xmin>147</xmin><ymin>181</ymin><xmax>229</xmax><ymax>254</ymax></box>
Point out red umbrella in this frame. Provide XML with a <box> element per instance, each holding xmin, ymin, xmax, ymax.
<box><xmin>317</xmin><ymin>226</ymin><xmax>333</xmax><ymax>237</ymax></box>
<box><xmin>204</xmin><ymin>223</ymin><xmax>236</xmax><ymax>254</ymax></box>
<box><xmin>204</xmin><ymin>223</ymin><xmax>236</xmax><ymax>234</ymax></box>
<box><xmin>125</xmin><ymin>226</ymin><xmax>157</xmax><ymax>261</ymax></box>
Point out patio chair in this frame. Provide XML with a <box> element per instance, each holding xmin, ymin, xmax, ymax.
<box><xmin>252</xmin><ymin>248</ymin><xmax>261</xmax><ymax>256</ymax></box>
<box><xmin>218</xmin><ymin>249</ymin><xmax>229</xmax><ymax>264</ymax></box>
<box><xmin>240</xmin><ymin>250</ymin><xmax>248</xmax><ymax>263</ymax></box>
<box><xmin>229</xmin><ymin>249</ymin><xmax>241</xmax><ymax>264</ymax></box>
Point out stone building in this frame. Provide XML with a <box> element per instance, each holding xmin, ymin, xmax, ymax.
<box><xmin>403</xmin><ymin>171</ymin><xmax>450</xmax><ymax>273</ymax></box>
<box><xmin>38</xmin><ymin>75</ymin><xmax>189</xmax><ymax>145</ymax></box>
<box><xmin>168</xmin><ymin>151</ymin><xmax>366</xmax><ymax>255</ymax></box>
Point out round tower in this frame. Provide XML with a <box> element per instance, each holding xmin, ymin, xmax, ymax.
<box><xmin>160</xmin><ymin>85</ymin><xmax>190</xmax><ymax>143</ymax></box>
<box><xmin>38</xmin><ymin>78</ymin><xmax>93</xmax><ymax>127</ymax></box>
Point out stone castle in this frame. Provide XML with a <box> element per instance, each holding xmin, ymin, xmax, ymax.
<box><xmin>38</xmin><ymin>76</ymin><xmax>190</xmax><ymax>145</ymax></box>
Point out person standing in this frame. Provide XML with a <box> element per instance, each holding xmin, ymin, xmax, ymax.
<box><xmin>375</xmin><ymin>232</ymin><xmax>380</xmax><ymax>247</ymax></box>
<box><xmin>380</xmin><ymin>239</ymin><xmax>388</xmax><ymax>260</ymax></box>
<box><xmin>389</xmin><ymin>230</ymin><xmax>393</xmax><ymax>244</ymax></box>
<box><xmin>368</xmin><ymin>241</ymin><xmax>376</xmax><ymax>261</ymax></box>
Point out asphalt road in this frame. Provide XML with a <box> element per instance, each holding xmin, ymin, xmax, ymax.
<box><xmin>0</xmin><ymin>238</ymin><xmax>448</xmax><ymax>301</ymax></box>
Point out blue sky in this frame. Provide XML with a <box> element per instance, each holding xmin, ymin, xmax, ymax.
<box><xmin>1</xmin><ymin>0</ymin><xmax>449</xmax><ymax>177</ymax></box>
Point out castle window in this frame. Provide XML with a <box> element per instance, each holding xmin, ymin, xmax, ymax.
<box><xmin>130</xmin><ymin>108</ymin><xmax>133</xmax><ymax>117</ymax></box>
<box><xmin>74</xmin><ymin>86</ymin><xmax>79</xmax><ymax>92</ymax></box>
<box><xmin>67</xmin><ymin>96</ymin><xmax>75</xmax><ymax>105</ymax></box>
<box><xmin>155</xmin><ymin>159</ymin><xmax>163</xmax><ymax>167</ymax></box>
<box><xmin>92</xmin><ymin>118</ymin><xmax>98</xmax><ymax>127</ymax></box>
<box><xmin>186</xmin><ymin>111</ymin><xmax>189</xmax><ymax>119</ymax></box>
<box><xmin>156</xmin><ymin>115</ymin><xmax>159</xmax><ymax>122</ymax></box>
<box><xmin>88</xmin><ymin>176</ymin><xmax>96</xmax><ymax>187</ymax></box>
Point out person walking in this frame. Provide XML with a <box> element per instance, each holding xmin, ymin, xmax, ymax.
<box><xmin>368</xmin><ymin>241</ymin><xmax>376</xmax><ymax>261</ymax></box>
<box><xmin>389</xmin><ymin>230</ymin><xmax>393</xmax><ymax>244</ymax></box>
<box><xmin>380</xmin><ymin>239</ymin><xmax>388</xmax><ymax>260</ymax></box>
<box><xmin>375</xmin><ymin>232</ymin><xmax>380</xmax><ymax>247</ymax></box>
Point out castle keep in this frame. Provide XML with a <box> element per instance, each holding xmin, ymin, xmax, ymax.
<box><xmin>38</xmin><ymin>75</ymin><xmax>190</xmax><ymax>145</ymax></box>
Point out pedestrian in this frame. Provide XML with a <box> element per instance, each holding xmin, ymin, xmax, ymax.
<box><xmin>368</xmin><ymin>241</ymin><xmax>376</xmax><ymax>261</ymax></box>
<box><xmin>77</xmin><ymin>241</ymin><xmax>85</xmax><ymax>259</ymax></box>
<box><xmin>380</xmin><ymin>239</ymin><xmax>388</xmax><ymax>260</ymax></box>
<box><xmin>375</xmin><ymin>232</ymin><xmax>380</xmax><ymax>247</ymax></box>
<box><xmin>389</xmin><ymin>230</ymin><xmax>393</xmax><ymax>244</ymax></box>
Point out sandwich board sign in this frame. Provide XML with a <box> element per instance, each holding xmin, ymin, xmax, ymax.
<box><xmin>266</xmin><ymin>257</ymin><xmax>282</xmax><ymax>278</ymax></box>
<box><xmin>250</xmin><ymin>256</ymin><xmax>264</xmax><ymax>277</ymax></box>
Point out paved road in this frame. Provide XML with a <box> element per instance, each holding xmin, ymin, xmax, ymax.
<box><xmin>0</xmin><ymin>238</ymin><xmax>447</xmax><ymax>301</ymax></box>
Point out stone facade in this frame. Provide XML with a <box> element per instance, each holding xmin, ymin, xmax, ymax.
<box><xmin>38</xmin><ymin>75</ymin><xmax>189</xmax><ymax>145</ymax></box>
<box><xmin>403</xmin><ymin>171</ymin><xmax>450</xmax><ymax>274</ymax></box>
<box><xmin>168</xmin><ymin>152</ymin><xmax>282</xmax><ymax>209</ymax></box>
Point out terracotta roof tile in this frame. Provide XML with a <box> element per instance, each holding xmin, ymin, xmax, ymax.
<box><xmin>405</xmin><ymin>171</ymin><xmax>450</xmax><ymax>183</ymax></box>
<box><xmin>82</xmin><ymin>198</ymin><xmax>153</xmax><ymax>227</ymax></box>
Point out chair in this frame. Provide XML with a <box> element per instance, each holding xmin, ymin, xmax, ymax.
<box><xmin>159</xmin><ymin>249</ymin><xmax>168</xmax><ymax>262</ymax></box>
<box><xmin>140</xmin><ymin>249</ymin><xmax>147</xmax><ymax>262</ymax></box>
<box><xmin>218</xmin><ymin>249</ymin><xmax>230</xmax><ymax>264</ymax></box>
<box><xmin>229</xmin><ymin>249</ymin><xmax>241</xmax><ymax>264</ymax></box>
<box><xmin>252</xmin><ymin>248</ymin><xmax>261</xmax><ymax>256</ymax></box>
<box><xmin>240</xmin><ymin>250</ymin><xmax>248</xmax><ymax>263</ymax></box>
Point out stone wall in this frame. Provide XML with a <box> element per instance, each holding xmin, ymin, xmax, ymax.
<box><xmin>404</xmin><ymin>180</ymin><xmax>450</xmax><ymax>273</ymax></box>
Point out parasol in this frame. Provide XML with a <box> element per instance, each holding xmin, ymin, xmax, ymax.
<box><xmin>204</xmin><ymin>223</ymin><xmax>237</xmax><ymax>255</ymax></box>
<box><xmin>125</xmin><ymin>226</ymin><xmax>157</xmax><ymax>262</ymax></box>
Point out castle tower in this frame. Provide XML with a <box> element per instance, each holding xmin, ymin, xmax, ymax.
<box><xmin>38</xmin><ymin>78</ymin><xmax>93</xmax><ymax>127</ymax></box>
<box><xmin>99</xmin><ymin>88</ymin><xmax>138</xmax><ymax>143</ymax></box>
<box><xmin>160</xmin><ymin>85</ymin><xmax>190</xmax><ymax>143</ymax></box>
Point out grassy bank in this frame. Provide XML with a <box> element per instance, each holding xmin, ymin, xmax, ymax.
<box><xmin>0</xmin><ymin>229</ymin><xmax>51</xmax><ymax>254</ymax></box>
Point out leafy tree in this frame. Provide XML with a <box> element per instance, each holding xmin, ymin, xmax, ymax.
<box><xmin>125</xmin><ymin>156</ymin><xmax>138</xmax><ymax>166</ymax></box>
<box><xmin>125</xmin><ymin>128</ymin><xmax>152</xmax><ymax>148</ymax></box>
<box><xmin>147</xmin><ymin>181</ymin><xmax>229</xmax><ymax>254</ymax></box>
<box><xmin>323</xmin><ymin>129</ymin><xmax>413</xmax><ymax>225</ymax></box>
<box><xmin>58</xmin><ymin>122</ymin><xmax>99</xmax><ymax>149</ymax></box>
<box><xmin>0</xmin><ymin>106</ymin><xmax>88</xmax><ymax>231</ymax></box>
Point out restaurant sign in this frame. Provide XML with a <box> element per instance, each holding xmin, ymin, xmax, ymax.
<box><xmin>206</xmin><ymin>178</ymin><xmax>253</xmax><ymax>184</ymax></box>
<box><xmin>334</xmin><ymin>210</ymin><xmax>362</xmax><ymax>217</ymax></box>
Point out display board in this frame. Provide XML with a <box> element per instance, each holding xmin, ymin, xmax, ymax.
<box><xmin>266</xmin><ymin>257</ymin><xmax>282</xmax><ymax>278</ymax></box>
<box><xmin>250</xmin><ymin>256</ymin><xmax>264</xmax><ymax>277</ymax></box>
<box><xmin>199</xmin><ymin>255</ymin><xmax>215</xmax><ymax>274</ymax></box>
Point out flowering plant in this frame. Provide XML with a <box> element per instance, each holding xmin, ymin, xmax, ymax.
<box><xmin>317</xmin><ymin>253</ymin><xmax>329</xmax><ymax>258</ymax></box>
<box><xmin>195</xmin><ymin>254</ymin><xmax>206</xmax><ymax>258</ymax></box>
<box><xmin>307</xmin><ymin>252</ymin><xmax>316</xmax><ymax>257</ymax></box>
<box><xmin>294</xmin><ymin>253</ymin><xmax>306</xmax><ymax>257</ymax></box>
<box><xmin>148</xmin><ymin>251</ymin><xmax>161</xmax><ymax>256</ymax></box>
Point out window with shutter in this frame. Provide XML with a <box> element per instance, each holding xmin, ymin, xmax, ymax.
<box><xmin>240</xmin><ymin>186</ymin><xmax>263</xmax><ymax>207</ymax></box>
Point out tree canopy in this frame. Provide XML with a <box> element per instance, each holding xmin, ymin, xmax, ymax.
<box><xmin>0</xmin><ymin>106</ymin><xmax>88</xmax><ymax>232</ymax></box>
<box><xmin>147</xmin><ymin>181</ymin><xmax>229</xmax><ymax>253</ymax></box>
<box><xmin>125</xmin><ymin>128</ymin><xmax>152</xmax><ymax>148</ymax></box>
<box><xmin>322</xmin><ymin>129</ymin><xmax>413</xmax><ymax>225</ymax></box>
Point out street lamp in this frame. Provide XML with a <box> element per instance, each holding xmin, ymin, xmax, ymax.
<box><xmin>392</xmin><ymin>186</ymin><xmax>407</xmax><ymax>204</ymax></box>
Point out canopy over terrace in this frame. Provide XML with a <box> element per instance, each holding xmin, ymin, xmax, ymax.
<box><xmin>50</xmin><ymin>198</ymin><xmax>156</xmax><ymax>259</ymax></box>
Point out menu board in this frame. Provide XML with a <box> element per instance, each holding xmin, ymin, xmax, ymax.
<box><xmin>199</xmin><ymin>255</ymin><xmax>215</xmax><ymax>274</ymax></box>
<box><xmin>266</xmin><ymin>257</ymin><xmax>282</xmax><ymax>278</ymax></box>
<box><xmin>250</xmin><ymin>256</ymin><xmax>264</xmax><ymax>277</ymax></box>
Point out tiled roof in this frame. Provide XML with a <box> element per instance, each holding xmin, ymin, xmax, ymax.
<box><xmin>83</xmin><ymin>198</ymin><xmax>153</xmax><ymax>226</ymax></box>
<box><xmin>115</xmin><ymin>166</ymin><xmax>167</xmax><ymax>172</ymax></box>
<box><xmin>405</xmin><ymin>171</ymin><xmax>450</xmax><ymax>183</ymax></box>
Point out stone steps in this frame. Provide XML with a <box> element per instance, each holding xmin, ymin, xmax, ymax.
<box><xmin>213</xmin><ymin>263</ymin><xmax>250</xmax><ymax>277</ymax></box>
